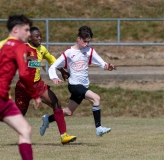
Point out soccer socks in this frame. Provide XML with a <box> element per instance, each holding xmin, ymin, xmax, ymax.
<box><xmin>54</xmin><ymin>109</ymin><xmax>66</xmax><ymax>135</ymax></box>
<box><xmin>92</xmin><ymin>106</ymin><xmax>101</xmax><ymax>128</ymax></box>
<box><xmin>48</xmin><ymin>114</ymin><xmax>55</xmax><ymax>122</ymax></box>
<box><xmin>19</xmin><ymin>143</ymin><xmax>33</xmax><ymax>160</ymax></box>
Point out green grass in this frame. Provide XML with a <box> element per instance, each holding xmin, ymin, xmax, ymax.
<box><xmin>1</xmin><ymin>2</ymin><xmax>164</xmax><ymax>158</ymax></box>
<box><xmin>1</xmin><ymin>117</ymin><xmax>164</xmax><ymax>160</ymax></box>
<box><xmin>10</xmin><ymin>84</ymin><xmax>164</xmax><ymax>118</ymax></box>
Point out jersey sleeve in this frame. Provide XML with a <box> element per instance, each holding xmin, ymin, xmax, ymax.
<box><xmin>15</xmin><ymin>44</ymin><xmax>39</xmax><ymax>99</ymax></box>
<box><xmin>90</xmin><ymin>49</ymin><xmax>107</xmax><ymax>69</ymax></box>
<box><xmin>42</xmin><ymin>46</ymin><xmax>56</xmax><ymax>65</ymax></box>
<box><xmin>49</xmin><ymin>54</ymin><xmax>65</xmax><ymax>80</ymax></box>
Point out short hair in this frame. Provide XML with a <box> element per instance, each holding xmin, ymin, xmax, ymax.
<box><xmin>30</xmin><ymin>26</ymin><xmax>39</xmax><ymax>33</ymax></box>
<box><xmin>78</xmin><ymin>26</ymin><xmax>93</xmax><ymax>39</ymax></box>
<box><xmin>6</xmin><ymin>14</ymin><xmax>32</xmax><ymax>32</ymax></box>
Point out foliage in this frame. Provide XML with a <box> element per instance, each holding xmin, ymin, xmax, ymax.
<box><xmin>0</xmin><ymin>1</ymin><xmax>164</xmax><ymax>42</ymax></box>
<box><xmin>10</xmin><ymin>84</ymin><xmax>164</xmax><ymax>118</ymax></box>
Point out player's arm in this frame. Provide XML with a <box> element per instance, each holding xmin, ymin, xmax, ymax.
<box><xmin>43</xmin><ymin>47</ymin><xmax>69</xmax><ymax>80</ymax></box>
<box><xmin>48</xmin><ymin>54</ymin><xmax>66</xmax><ymax>84</ymax></box>
<box><xmin>57</xmin><ymin>68</ymin><xmax>70</xmax><ymax>81</ymax></box>
<box><xmin>91</xmin><ymin>49</ymin><xmax>115</xmax><ymax>71</ymax></box>
<box><xmin>42</xmin><ymin>46</ymin><xmax>56</xmax><ymax>64</ymax></box>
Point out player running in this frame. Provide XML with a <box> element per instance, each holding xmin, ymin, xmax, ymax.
<box><xmin>15</xmin><ymin>26</ymin><xmax>76</xmax><ymax>144</ymax></box>
<box><xmin>41</xmin><ymin>26</ymin><xmax>115</xmax><ymax>137</ymax></box>
<box><xmin>0</xmin><ymin>14</ymin><xmax>41</xmax><ymax>160</ymax></box>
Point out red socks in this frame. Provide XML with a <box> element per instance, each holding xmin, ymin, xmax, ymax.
<box><xmin>54</xmin><ymin>109</ymin><xmax>66</xmax><ymax>135</ymax></box>
<box><xmin>19</xmin><ymin>143</ymin><xmax>33</xmax><ymax>160</ymax></box>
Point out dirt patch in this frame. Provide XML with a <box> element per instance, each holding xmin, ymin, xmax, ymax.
<box><xmin>97</xmin><ymin>80</ymin><xmax>164</xmax><ymax>91</ymax></box>
<box><xmin>39</xmin><ymin>77</ymin><xmax>164</xmax><ymax>91</ymax></box>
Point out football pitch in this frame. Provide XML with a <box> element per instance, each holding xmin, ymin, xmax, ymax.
<box><xmin>0</xmin><ymin>117</ymin><xmax>164</xmax><ymax>160</ymax></box>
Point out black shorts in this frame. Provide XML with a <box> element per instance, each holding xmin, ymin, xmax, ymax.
<box><xmin>68</xmin><ymin>84</ymin><xmax>88</xmax><ymax>104</ymax></box>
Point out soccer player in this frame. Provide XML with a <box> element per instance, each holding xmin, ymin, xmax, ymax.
<box><xmin>0</xmin><ymin>14</ymin><xmax>41</xmax><ymax>160</ymax></box>
<box><xmin>41</xmin><ymin>25</ymin><xmax>115</xmax><ymax>137</ymax></box>
<box><xmin>15</xmin><ymin>26</ymin><xmax>76</xmax><ymax>144</ymax></box>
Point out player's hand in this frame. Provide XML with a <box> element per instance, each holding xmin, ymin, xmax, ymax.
<box><xmin>53</xmin><ymin>78</ymin><xmax>64</xmax><ymax>84</ymax></box>
<box><xmin>105</xmin><ymin>63</ymin><xmax>116</xmax><ymax>71</ymax></box>
<box><xmin>34</xmin><ymin>97</ymin><xmax>42</xmax><ymax>109</ymax></box>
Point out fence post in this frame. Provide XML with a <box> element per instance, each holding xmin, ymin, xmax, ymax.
<box><xmin>45</xmin><ymin>19</ymin><xmax>49</xmax><ymax>73</ymax></box>
<box><xmin>117</xmin><ymin>19</ymin><xmax>120</xmax><ymax>44</ymax></box>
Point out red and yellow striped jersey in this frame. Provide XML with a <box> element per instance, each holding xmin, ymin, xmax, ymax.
<box><xmin>26</xmin><ymin>43</ymin><xmax>56</xmax><ymax>82</ymax></box>
<box><xmin>0</xmin><ymin>38</ymin><xmax>39</xmax><ymax>100</ymax></box>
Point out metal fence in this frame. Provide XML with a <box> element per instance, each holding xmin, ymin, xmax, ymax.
<box><xmin>1</xmin><ymin>18</ymin><xmax>164</xmax><ymax>71</ymax></box>
<box><xmin>35</xmin><ymin>18</ymin><xmax>164</xmax><ymax>47</ymax></box>
<box><xmin>1</xmin><ymin>17</ymin><xmax>164</xmax><ymax>47</ymax></box>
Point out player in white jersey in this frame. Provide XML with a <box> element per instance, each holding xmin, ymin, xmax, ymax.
<box><xmin>40</xmin><ymin>26</ymin><xmax>115</xmax><ymax>137</ymax></box>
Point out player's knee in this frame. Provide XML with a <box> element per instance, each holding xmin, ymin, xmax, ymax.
<box><xmin>26</xmin><ymin>125</ymin><xmax>32</xmax><ymax>136</ymax></box>
<box><xmin>21</xmin><ymin>124</ymin><xmax>32</xmax><ymax>137</ymax></box>
<box><xmin>65</xmin><ymin>110</ymin><xmax>73</xmax><ymax>116</ymax></box>
<box><xmin>93</xmin><ymin>94</ymin><xmax>100</xmax><ymax>104</ymax></box>
<box><xmin>63</xmin><ymin>108</ymin><xmax>73</xmax><ymax>116</ymax></box>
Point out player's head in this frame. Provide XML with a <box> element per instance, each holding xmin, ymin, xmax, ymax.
<box><xmin>77</xmin><ymin>26</ymin><xmax>93</xmax><ymax>49</ymax></box>
<box><xmin>78</xmin><ymin>26</ymin><xmax>93</xmax><ymax>39</ymax></box>
<box><xmin>6</xmin><ymin>14</ymin><xmax>32</xmax><ymax>42</ymax></box>
<box><xmin>28</xmin><ymin>26</ymin><xmax>42</xmax><ymax>47</ymax></box>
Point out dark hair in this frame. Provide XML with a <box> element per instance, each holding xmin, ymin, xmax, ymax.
<box><xmin>6</xmin><ymin>14</ymin><xmax>32</xmax><ymax>32</ymax></box>
<box><xmin>78</xmin><ymin>26</ymin><xmax>93</xmax><ymax>39</ymax></box>
<box><xmin>30</xmin><ymin>26</ymin><xmax>39</xmax><ymax>33</ymax></box>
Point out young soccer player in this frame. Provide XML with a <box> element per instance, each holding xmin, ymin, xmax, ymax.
<box><xmin>0</xmin><ymin>14</ymin><xmax>41</xmax><ymax>160</ymax></box>
<box><xmin>41</xmin><ymin>25</ymin><xmax>115</xmax><ymax>137</ymax></box>
<box><xmin>15</xmin><ymin>26</ymin><xmax>76</xmax><ymax>144</ymax></box>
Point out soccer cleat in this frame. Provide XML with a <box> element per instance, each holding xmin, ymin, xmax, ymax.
<box><xmin>61</xmin><ymin>132</ymin><xmax>77</xmax><ymax>145</ymax></box>
<box><xmin>96</xmin><ymin>126</ymin><xmax>111</xmax><ymax>137</ymax></box>
<box><xmin>40</xmin><ymin>114</ymin><xmax>49</xmax><ymax>136</ymax></box>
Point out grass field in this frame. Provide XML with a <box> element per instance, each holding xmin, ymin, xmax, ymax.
<box><xmin>1</xmin><ymin>117</ymin><xmax>164</xmax><ymax>160</ymax></box>
<box><xmin>10</xmin><ymin>84</ymin><xmax>164</xmax><ymax>118</ymax></box>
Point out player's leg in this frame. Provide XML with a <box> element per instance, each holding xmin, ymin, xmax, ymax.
<box><xmin>3</xmin><ymin>115</ymin><xmax>33</xmax><ymax>160</ymax></box>
<box><xmin>40</xmin><ymin>88</ymin><xmax>64</xmax><ymax>135</ymax></box>
<box><xmin>40</xmin><ymin>99</ymin><xmax>78</xmax><ymax>136</ymax></box>
<box><xmin>85</xmin><ymin>90</ymin><xmax>111</xmax><ymax>137</ymax></box>
<box><xmin>40</xmin><ymin>84</ymin><xmax>82</xmax><ymax>137</ymax></box>
<box><xmin>0</xmin><ymin>99</ymin><xmax>33</xmax><ymax>160</ymax></box>
<box><xmin>40</xmin><ymin>88</ymin><xmax>76</xmax><ymax>144</ymax></box>
<box><xmin>63</xmin><ymin>99</ymin><xmax>79</xmax><ymax>116</ymax></box>
<box><xmin>15</xmin><ymin>80</ymin><xmax>31</xmax><ymax>116</ymax></box>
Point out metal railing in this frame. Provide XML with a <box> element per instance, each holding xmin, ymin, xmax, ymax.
<box><xmin>1</xmin><ymin>18</ymin><xmax>164</xmax><ymax>72</ymax></box>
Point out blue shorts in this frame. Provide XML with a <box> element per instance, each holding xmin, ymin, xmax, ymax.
<box><xmin>68</xmin><ymin>84</ymin><xmax>88</xmax><ymax>104</ymax></box>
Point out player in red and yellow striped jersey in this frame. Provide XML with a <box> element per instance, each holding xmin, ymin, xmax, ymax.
<box><xmin>0</xmin><ymin>14</ymin><xmax>41</xmax><ymax>160</ymax></box>
<box><xmin>15</xmin><ymin>26</ymin><xmax>76</xmax><ymax>144</ymax></box>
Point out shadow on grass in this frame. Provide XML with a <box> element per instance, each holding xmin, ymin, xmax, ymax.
<box><xmin>33</xmin><ymin>142</ymin><xmax>99</xmax><ymax>146</ymax></box>
<box><xmin>3</xmin><ymin>142</ymin><xmax>99</xmax><ymax>147</ymax></box>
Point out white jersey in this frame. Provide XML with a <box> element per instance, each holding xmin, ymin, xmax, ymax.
<box><xmin>49</xmin><ymin>46</ymin><xmax>107</xmax><ymax>88</ymax></box>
